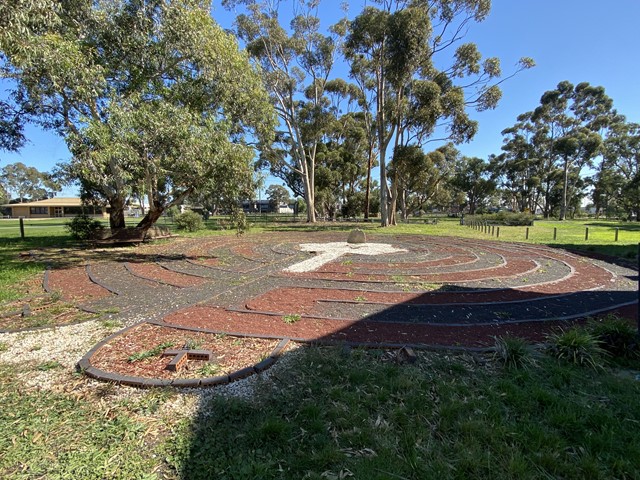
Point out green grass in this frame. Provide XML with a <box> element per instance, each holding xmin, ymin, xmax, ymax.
<box><xmin>166</xmin><ymin>346</ymin><xmax>640</xmax><ymax>479</ymax></box>
<box><xmin>0</xmin><ymin>364</ymin><xmax>162</xmax><ymax>479</ymax></box>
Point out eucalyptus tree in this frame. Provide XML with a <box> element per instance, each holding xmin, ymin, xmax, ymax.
<box><xmin>0</xmin><ymin>99</ymin><xmax>25</xmax><ymax>157</ymax></box>
<box><xmin>601</xmin><ymin>121</ymin><xmax>640</xmax><ymax>218</ymax></box>
<box><xmin>389</xmin><ymin>143</ymin><xmax>457</xmax><ymax>219</ymax></box>
<box><xmin>224</xmin><ymin>0</ymin><xmax>343</xmax><ymax>222</ymax></box>
<box><xmin>344</xmin><ymin>0</ymin><xmax>534</xmax><ymax>226</ymax></box>
<box><xmin>1</xmin><ymin>0</ymin><xmax>274</xmax><ymax>231</ymax></box>
<box><xmin>449</xmin><ymin>156</ymin><xmax>496</xmax><ymax>215</ymax></box>
<box><xmin>531</xmin><ymin>81</ymin><xmax>614</xmax><ymax>220</ymax></box>
<box><xmin>0</xmin><ymin>161</ymin><xmax>60</xmax><ymax>201</ymax></box>
<box><xmin>495</xmin><ymin>112</ymin><xmax>556</xmax><ymax>214</ymax></box>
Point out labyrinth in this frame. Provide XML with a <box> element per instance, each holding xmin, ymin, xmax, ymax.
<box><xmin>50</xmin><ymin>231</ymin><xmax>636</xmax><ymax>387</ymax></box>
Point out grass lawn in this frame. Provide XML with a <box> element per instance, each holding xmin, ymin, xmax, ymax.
<box><xmin>0</xmin><ymin>219</ymin><xmax>639</xmax><ymax>478</ymax></box>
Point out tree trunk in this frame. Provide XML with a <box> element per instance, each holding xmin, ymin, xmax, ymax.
<box><xmin>108</xmin><ymin>195</ymin><xmax>126</xmax><ymax>231</ymax></box>
<box><xmin>364</xmin><ymin>145</ymin><xmax>374</xmax><ymax>220</ymax></box>
<box><xmin>560</xmin><ymin>157</ymin><xmax>569</xmax><ymax>220</ymax></box>
<box><xmin>136</xmin><ymin>206</ymin><xmax>165</xmax><ymax>234</ymax></box>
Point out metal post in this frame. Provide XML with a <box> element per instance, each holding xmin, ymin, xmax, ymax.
<box><xmin>615</xmin><ymin>227</ymin><xmax>619</xmax><ymax>242</ymax></box>
<box><xmin>585</xmin><ymin>227</ymin><xmax>589</xmax><ymax>241</ymax></box>
<box><xmin>525</xmin><ymin>227</ymin><xmax>529</xmax><ymax>240</ymax></box>
<box><xmin>553</xmin><ymin>227</ymin><xmax>557</xmax><ymax>241</ymax></box>
<box><xmin>19</xmin><ymin>217</ymin><xmax>25</xmax><ymax>240</ymax></box>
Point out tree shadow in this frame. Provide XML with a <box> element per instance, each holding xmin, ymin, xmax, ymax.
<box><xmin>170</xmin><ymin>282</ymin><xmax>639</xmax><ymax>479</ymax></box>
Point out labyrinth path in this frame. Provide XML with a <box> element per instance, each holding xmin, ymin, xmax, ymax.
<box><xmin>43</xmin><ymin>232</ymin><xmax>636</xmax><ymax>387</ymax></box>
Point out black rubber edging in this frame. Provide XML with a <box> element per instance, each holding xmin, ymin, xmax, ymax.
<box><xmin>76</xmin><ymin>324</ymin><xmax>291</xmax><ymax>389</ymax></box>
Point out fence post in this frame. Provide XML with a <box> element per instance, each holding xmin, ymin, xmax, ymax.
<box><xmin>553</xmin><ymin>227</ymin><xmax>557</xmax><ymax>241</ymax></box>
<box><xmin>19</xmin><ymin>217</ymin><xmax>25</xmax><ymax>240</ymax></box>
<box><xmin>491</xmin><ymin>225</ymin><xmax>495</xmax><ymax>236</ymax></box>
<box><xmin>496</xmin><ymin>227</ymin><xmax>500</xmax><ymax>238</ymax></box>
<box><xmin>615</xmin><ymin>227</ymin><xmax>619</xmax><ymax>242</ymax></box>
<box><xmin>585</xmin><ymin>227</ymin><xmax>589</xmax><ymax>241</ymax></box>
<box><xmin>525</xmin><ymin>227</ymin><xmax>529</xmax><ymax>240</ymax></box>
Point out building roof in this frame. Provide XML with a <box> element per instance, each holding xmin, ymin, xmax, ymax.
<box><xmin>0</xmin><ymin>197</ymin><xmax>87</xmax><ymax>208</ymax></box>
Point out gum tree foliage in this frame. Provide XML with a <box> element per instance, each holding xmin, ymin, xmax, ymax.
<box><xmin>0</xmin><ymin>0</ymin><xmax>274</xmax><ymax>232</ymax></box>
<box><xmin>0</xmin><ymin>162</ymin><xmax>60</xmax><ymax>201</ymax></box>
<box><xmin>449</xmin><ymin>155</ymin><xmax>495</xmax><ymax>214</ymax></box>
<box><xmin>224</xmin><ymin>0</ymin><xmax>342</xmax><ymax>223</ymax></box>
<box><xmin>344</xmin><ymin>0</ymin><xmax>534</xmax><ymax>226</ymax></box>
<box><xmin>599</xmin><ymin>121</ymin><xmax>640</xmax><ymax>218</ymax></box>
<box><xmin>266</xmin><ymin>184</ymin><xmax>291</xmax><ymax>210</ymax></box>
<box><xmin>389</xmin><ymin>142</ymin><xmax>458</xmax><ymax>219</ymax></box>
<box><xmin>492</xmin><ymin>112</ymin><xmax>561</xmax><ymax>215</ymax></box>
<box><xmin>530</xmin><ymin>81</ymin><xmax>615</xmax><ymax>220</ymax></box>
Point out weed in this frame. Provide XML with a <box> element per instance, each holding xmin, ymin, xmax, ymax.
<box><xmin>283</xmin><ymin>314</ymin><xmax>301</xmax><ymax>324</ymax></box>
<box><xmin>29</xmin><ymin>345</ymin><xmax>42</xmax><ymax>351</ymax></box>
<box><xmin>127</xmin><ymin>342</ymin><xmax>175</xmax><ymax>363</ymax></box>
<box><xmin>0</xmin><ymin>342</ymin><xmax>8</xmax><ymax>352</ymax></box>
<box><xmin>36</xmin><ymin>361</ymin><xmax>63</xmax><ymax>371</ymax></box>
<box><xmin>100</xmin><ymin>319</ymin><xmax>123</xmax><ymax>329</ymax></box>
<box><xmin>184</xmin><ymin>338</ymin><xmax>203</xmax><ymax>350</ymax></box>
<box><xmin>354</xmin><ymin>296</ymin><xmax>367</xmax><ymax>302</ymax></box>
<box><xmin>99</xmin><ymin>308</ymin><xmax>120</xmax><ymax>315</ymax></box>
<box><xmin>197</xmin><ymin>363</ymin><xmax>221</xmax><ymax>376</ymax></box>
<box><xmin>493</xmin><ymin>311</ymin><xmax>512</xmax><ymax>320</ymax></box>
<box><xmin>341</xmin><ymin>259</ymin><xmax>353</xmax><ymax>266</ymax></box>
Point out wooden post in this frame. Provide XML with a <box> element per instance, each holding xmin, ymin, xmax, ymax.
<box><xmin>615</xmin><ymin>227</ymin><xmax>619</xmax><ymax>242</ymax></box>
<box><xmin>491</xmin><ymin>225</ymin><xmax>495</xmax><ymax>236</ymax></box>
<box><xmin>496</xmin><ymin>227</ymin><xmax>500</xmax><ymax>238</ymax></box>
<box><xmin>553</xmin><ymin>227</ymin><xmax>557</xmax><ymax>241</ymax></box>
<box><xmin>525</xmin><ymin>227</ymin><xmax>529</xmax><ymax>240</ymax></box>
<box><xmin>19</xmin><ymin>217</ymin><xmax>25</xmax><ymax>240</ymax></box>
<box><xmin>585</xmin><ymin>227</ymin><xmax>589</xmax><ymax>241</ymax></box>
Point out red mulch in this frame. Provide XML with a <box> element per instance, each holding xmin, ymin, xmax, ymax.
<box><xmin>161</xmin><ymin>305</ymin><xmax>597</xmax><ymax>347</ymax></box>
<box><xmin>90</xmin><ymin>323</ymin><xmax>279</xmax><ymax>379</ymax></box>
<box><xmin>126</xmin><ymin>262</ymin><xmax>204</xmax><ymax>287</ymax></box>
<box><xmin>47</xmin><ymin>267</ymin><xmax>112</xmax><ymax>302</ymax></box>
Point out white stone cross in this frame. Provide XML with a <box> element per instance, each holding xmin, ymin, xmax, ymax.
<box><xmin>284</xmin><ymin>242</ymin><xmax>406</xmax><ymax>273</ymax></box>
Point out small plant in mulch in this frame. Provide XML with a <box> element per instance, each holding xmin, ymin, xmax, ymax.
<box><xmin>546</xmin><ymin>328</ymin><xmax>607</xmax><ymax>369</ymax></box>
<box><xmin>100</xmin><ymin>319</ymin><xmax>123</xmax><ymax>330</ymax></box>
<box><xmin>588</xmin><ymin>315</ymin><xmax>639</xmax><ymax>359</ymax></box>
<box><xmin>283</xmin><ymin>314</ymin><xmax>301</xmax><ymax>324</ymax></box>
<box><xmin>127</xmin><ymin>342</ymin><xmax>175</xmax><ymax>363</ymax></box>
<box><xmin>354</xmin><ymin>296</ymin><xmax>367</xmax><ymax>302</ymax></box>
<box><xmin>197</xmin><ymin>363</ymin><xmax>221</xmax><ymax>376</ymax></box>
<box><xmin>493</xmin><ymin>336</ymin><xmax>535</xmax><ymax>370</ymax></box>
<box><xmin>0</xmin><ymin>342</ymin><xmax>8</xmax><ymax>352</ymax></box>
<box><xmin>37</xmin><ymin>361</ymin><xmax>63</xmax><ymax>371</ymax></box>
<box><xmin>184</xmin><ymin>338</ymin><xmax>203</xmax><ymax>350</ymax></box>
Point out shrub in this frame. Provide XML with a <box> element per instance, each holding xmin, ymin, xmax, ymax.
<box><xmin>173</xmin><ymin>210</ymin><xmax>203</xmax><ymax>232</ymax></box>
<box><xmin>65</xmin><ymin>214</ymin><xmax>105</xmax><ymax>240</ymax></box>
<box><xmin>468</xmin><ymin>211</ymin><xmax>534</xmax><ymax>226</ymax></box>
<box><xmin>493</xmin><ymin>336</ymin><xmax>535</xmax><ymax>369</ymax></box>
<box><xmin>588</xmin><ymin>315</ymin><xmax>639</xmax><ymax>358</ymax></box>
<box><xmin>546</xmin><ymin>328</ymin><xmax>607</xmax><ymax>369</ymax></box>
<box><xmin>230</xmin><ymin>210</ymin><xmax>249</xmax><ymax>236</ymax></box>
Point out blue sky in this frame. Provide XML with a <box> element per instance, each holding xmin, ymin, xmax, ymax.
<box><xmin>2</xmin><ymin>0</ymin><xmax>639</xmax><ymax>197</ymax></box>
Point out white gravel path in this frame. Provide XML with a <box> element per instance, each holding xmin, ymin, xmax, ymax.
<box><xmin>285</xmin><ymin>241</ymin><xmax>406</xmax><ymax>273</ymax></box>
